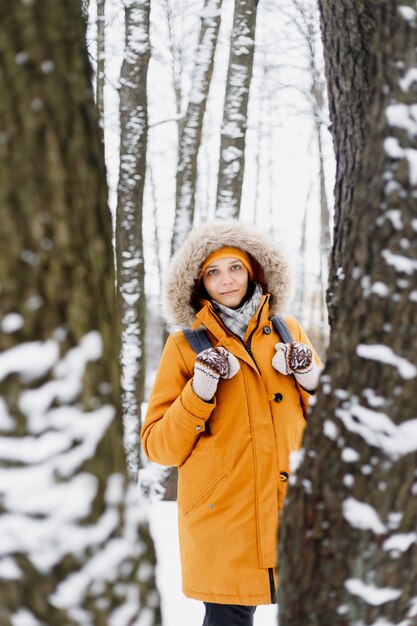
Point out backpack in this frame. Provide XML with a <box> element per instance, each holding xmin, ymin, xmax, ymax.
<box><xmin>183</xmin><ymin>314</ymin><xmax>294</xmax><ymax>353</ymax></box>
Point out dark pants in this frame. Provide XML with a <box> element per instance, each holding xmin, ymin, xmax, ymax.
<box><xmin>202</xmin><ymin>602</ymin><xmax>257</xmax><ymax>626</ymax></box>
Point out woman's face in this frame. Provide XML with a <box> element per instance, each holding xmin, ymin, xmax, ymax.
<box><xmin>202</xmin><ymin>257</ymin><xmax>249</xmax><ymax>308</ymax></box>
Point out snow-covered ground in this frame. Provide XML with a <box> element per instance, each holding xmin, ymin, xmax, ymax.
<box><xmin>148</xmin><ymin>501</ymin><xmax>279</xmax><ymax>626</ymax></box>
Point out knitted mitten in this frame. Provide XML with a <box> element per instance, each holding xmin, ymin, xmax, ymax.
<box><xmin>272</xmin><ymin>342</ymin><xmax>321</xmax><ymax>391</ymax></box>
<box><xmin>193</xmin><ymin>347</ymin><xmax>240</xmax><ymax>401</ymax></box>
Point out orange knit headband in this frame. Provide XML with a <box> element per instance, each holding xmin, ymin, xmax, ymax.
<box><xmin>198</xmin><ymin>247</ymin><xmax>254</xmax><ymax>280</ymax></box>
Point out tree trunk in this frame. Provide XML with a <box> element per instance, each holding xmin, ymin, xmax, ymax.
<box><xmin>116</xmin><ymin>0</ymin><xmax>151</xmax><ymax>478</ymax></box>
<box><xmin>318</xmin><ymin>0</ymin><xmax>377</xmax><ymax>326</ymax></box>
<box><xmin>96</xmin><ymin>0</ymin><xmax>105</xmax><ymax>125</ymax></box>
<box><xmin>170</xmin><ymin>0</ymin><xmax>222</xmax><ymax>254</ymax></box>
<box><xmin>215</xmin><ymin>0</ymin><xmax>258</xmax><ymax>220</ymax></box>
<box><xmin>279</xmin><ymin>2</ymin><xmax>417</xmax><ymax>624</ymax></box>
<box><xmin>0</xmin><ymin>2</ymin><xmax>160</xmax><ymax>624</ymax></box>
<box><xmin>82</xmin><ymin>0</ymin><xmax>90</xmax><ymax>20</ymax></box>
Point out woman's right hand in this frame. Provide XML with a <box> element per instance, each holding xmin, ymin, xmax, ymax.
<box><xmin>192</xmin><ymin>347</ymin><xmax>240</xmax><ymax>402</ymax></box>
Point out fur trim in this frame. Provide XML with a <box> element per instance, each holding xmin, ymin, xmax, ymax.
<box><xmin>163</xmin><ymin>221</ymin><xmax>293</xmax><ymax>327</ymax></box>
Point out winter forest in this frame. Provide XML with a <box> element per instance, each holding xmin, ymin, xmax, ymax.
<box><xmin>0</xmin><ymin>0</ymin><xmax>416</xmax><ymax>625</ymax></box>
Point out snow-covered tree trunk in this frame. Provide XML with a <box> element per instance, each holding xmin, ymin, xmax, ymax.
<box><xmin>116</xmin><ymin>0</ymin><xmax>150</xmax><ymax>477</ymax></box>
<box><xmin>278</xmin><ymin>1</ymin><xmax>417</xmax><ymax>624</ymax></box>
<box><xmin>215</xmin><ymin>0</ymin><xmax>258</xmax><ymax>220</ymax></box>
<box><xmin>170</xmin><ymin>0</ymin><xmax>222</xmax><ymax>254</ymax></box>
<box><xmin>96</xmin><ymin>0</ymin><xmax>105</xmax><ymax>125</ymax></box>
<box><xmin>82</xmin><ymin>0</ymin><xmax>90</xmax><ymax>20</ymax></box>
<box><xmin>0</xmin><ymin>2</ymin><xmax>160</xmax><ymax>624</ymax></box>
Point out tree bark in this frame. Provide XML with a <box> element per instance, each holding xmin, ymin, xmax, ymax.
<box><xmin>279</xmin><ymin>2</ymin><xmax>417</xmax><ymax>624</ymax></box>
<box><xmin>170</xmin><ymin>0</ymin><xmax>222</xmax><ymax>254</ymax></box>
<box><xmin>215</xmin><ymin>0</ymin><xmax>258</xmax><ymax>220</ymax></box>
<box><xmin>318</xmin><ymin>0</ymin><xmax>377</xmax><ymax>326</ymax></box>
<box><xmin>0</xmin><ymin>2</ymin><xmax>160</xmax><ymax>624</ymax></box>
<box><xmin>116</xmin><ymin>0</ymin><xmax>151</xmax><ymax>478</ymax></box>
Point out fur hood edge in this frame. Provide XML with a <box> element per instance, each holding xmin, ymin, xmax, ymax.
<box><xmin>163</xmin><ymin>221</ymin><xmax>293</xmax><ymax>328</ymax></box>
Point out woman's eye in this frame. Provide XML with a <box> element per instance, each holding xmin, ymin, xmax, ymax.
<box><xmin>231</xmin><ymin>264</ymin><xmax>242</xmax><ymax>271</ymax></box>
<box><xmin>206</xmin><ymin>269</ymin><xmax>217</xmax><ymax>276</ymax></box>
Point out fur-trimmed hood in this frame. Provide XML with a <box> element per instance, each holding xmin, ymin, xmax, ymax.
<box><xmin>163</xmin><ymin>221</ymin><xmax>293</xmax><ymax>327</ymax></box>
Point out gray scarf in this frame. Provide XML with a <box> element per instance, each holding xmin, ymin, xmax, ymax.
<box><xmin>213</xmin><ymin>283</ymin><xmax>264</xmax><ymax>340</ymax></box>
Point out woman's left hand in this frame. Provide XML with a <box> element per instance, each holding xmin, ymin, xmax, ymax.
<box><xmin>272</xmin><ymin>342</ymin><xmax>322</xmax><ymax>391</ymax></box>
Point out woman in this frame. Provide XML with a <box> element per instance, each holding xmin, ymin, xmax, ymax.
<box><xmin>141</xmin><ymin>221</ymin><xmax>322</xmax><ymax>626</ymax></box>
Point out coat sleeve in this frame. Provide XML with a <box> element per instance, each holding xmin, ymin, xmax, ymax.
<box><xmin>285</xmin><ymin>316</ymin><xmax>323</xmax><ymax>417</ymax></box>
<box><xmin>141</xmin><ymin>333</ymin><xmax>217</xmax><ymax>467</ymax></box>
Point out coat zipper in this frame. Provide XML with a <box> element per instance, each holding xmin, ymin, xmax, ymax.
<box><xmin>268</xmin><ymin>567</ymin><xmax>277</xmax><ymax>603</ymax></box>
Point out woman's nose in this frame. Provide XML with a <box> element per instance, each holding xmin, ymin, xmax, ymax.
<box><xmin>221</xmin><ymin>272</ymin><xmax>233</xmax><ymax>284</ymax></box>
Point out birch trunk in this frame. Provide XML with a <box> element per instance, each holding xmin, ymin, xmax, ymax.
<box><xmin>215</xmin><ymin>0</ymin><xmax>258</xmax><ymax>220</ymax></box>
<box><xmin>116</xmin><ymin>0</ymin><xmax>150</xmax><ymax>477</ymax></box>
<box><xmin>279</xmin><ymin>2</ymin><xmax>417</xmax><ymax>624</ymax></box>
<box><xmin>170</xmin><ymin>0</ymin><xmax>222</xmax><ymax>254</ymax></box>
<box><xmin>0</xmin><ymin>1</ymin><xmax>160</xmax><ymax>624</ymax></box>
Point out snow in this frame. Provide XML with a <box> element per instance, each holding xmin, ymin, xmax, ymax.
<box><xmin>387</xmin><ymin>512</ymin><xmax>403</xmax><ymax>530</ymax></box>
<box><xmin>342</xmin><ymin>497</ymin><xmax>387</xmax><ymax>534</ymax></box>
<box><xmin>370</xmin><ymin>282</ymin><xmax>389</xmax><ymax>297</ymax></box>
<box><xmin>0</xmin><ymin>339</ymin><xmax>59</xmax><ymax>382</ymax></box>
<box><xmin>356</xmin><ymin>343</ymin><xmax>417</xmax><ymax>380</ymax></box>
<box><xmin>383</xmin><ymin>532</ymin><xmax>417</xmax><ymax>553</ymax></box>
<box><xmin>15</xmin><ymin>51</ymin><xmax>30</xmax><ymax>65</ymax></box>
<box><xmin>0</xmin><ymin>557</ymin><xmax>22</xmax><ymax>580</ymax></box>
<box><xmin>345</xmin><ymin>579</ymin><xmax>402</xmax><ymax>606</ymax></box>
<box><xmin>336</xmin><ymin>402</ymin><xmax>417</xmax><ymax>458</ymax></box>
<box><xmin>343</xmin><ymin>474</ymin><xmax>354</xmax><ymax>488</ymax></box>
<box><xmin>0</xmin><ymin>397</ymin><xmax>14</xmax><ymax>432</ymax></box>
<box><xmin>323</xmin><ymin>419</ymin><xmax>338</xmax><ymax>440</ymax></box>
<box><xmin>40</xmin><ymin>60</ymin><xmax>55</xmax><ymax>74</ymax></box>
<box><xmin>382</xmin><ymin>249</ymin><xmax>417</xmax><ymax>276</ymax></box>
<box><xmin>341</xmin><ymin>448</ymin><xmax>360</xmax><ymax>463</ymax></box>
<box><xmin>385</xmin><ymin>103</ymin><xmax>417</xmax><ymax>136</ymax></box>
<box><xmin>400</xmin><ymin>68</ymin><xmax>417</xmax><ymax>92</ymax></box>
<box><xmin>383</xmin><ymin>137</ymin><xmax>417</xmax><ymax>184</ymax></box>
<box><xmin>398</xmin><ymin>5</ymin><xmax>417</xmax><ymax>22</ymax></box>
<box><xmin>289</xmin><ymin>447</ymin><xmax>304</xmax><ymax>473</ymax></box>
<box><xmin>1</xmin><ymin>312</ymin><xmax>24</xmax><ymax>333</ymax></box>
<box><xmin>11</xmin><ymin>609</ymin><xmax>41</xmax><ymax>626</ymax></box>
<box><xmin>148</xmin><ymin>501</ymin><xmax>278</xmax><ymax>626</ymax></box>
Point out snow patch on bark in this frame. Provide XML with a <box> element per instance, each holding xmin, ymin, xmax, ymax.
<box><xmin>345</xmin><ymin>578</ymin><xmax>402</xmax><ymax>605</ymax></box>
<box><xmin>398</xmin><ymin>5</ymin><xmax>417</xmax><ymax>22</ymax></box>
<box><xmin>342</xmin><ymin>497</ymin><xmax>387</xmax><ymax>534</ymax></box>
<box><xmin>0</xmin><ymin>339</ymin><xmax>59</xmax><ymax>382</ymax></box>
<box><xmin>1</xmin><ymin>313</ymin><xmax>24</xmax><ymax>333</ymax></box>
<box><xmin>357</xmin><ymin>343</ymin><xmax>417</xmax><ymax>379</ymax></box>
<box><xmin>336</xmin><ymin>402</ymin><xmax>417</xmax><ymax>457</ymax></box>
<box><xmin>383</xmin><ymin>532</ymin><xmax>417</xmax><ymax>553</ymax></box>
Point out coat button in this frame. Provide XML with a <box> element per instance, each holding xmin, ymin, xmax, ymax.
<box><xmin>274</xmin><ymin>392</ymin><xmax>283</xmax><ymax>403</ymax></box>
<box><xmin>195</xmin><ymin>425</ymin><xmax>202</xmax><ymax>431</ymax></box>
<box><xmin>263</xmin><ymin>326</ymin><xmax>271</xmax><ymax>334</ymax></box>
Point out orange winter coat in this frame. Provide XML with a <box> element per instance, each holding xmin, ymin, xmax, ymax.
<box><xmin>141</xmin><ymin>297</ymin><xmax>321</xmax><ymax>605</ymax></box>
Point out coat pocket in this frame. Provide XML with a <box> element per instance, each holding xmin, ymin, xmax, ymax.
<box><xmin>183</xmin><ymin>471</ymin><xmax>227</xmax><ymax>516</ymax></box>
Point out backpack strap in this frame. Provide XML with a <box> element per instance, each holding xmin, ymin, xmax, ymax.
<box><xmin>271</xmin><ymin>315</ymin><xmax>294</xmax><ymax>343</ymax></box>
<box><xmin>183</xmin><ymin>328</ymin><xmax>213</xmax><ymax>354</ymax></box>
